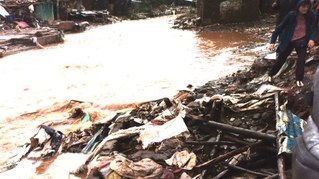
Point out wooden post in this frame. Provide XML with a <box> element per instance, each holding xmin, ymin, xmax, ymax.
<box><xmin>275</xmin><ymin>92</ymin><xmax>286</xmax><ymax>179</ymax></box>
<box><xmin>56</xmin><ymin>0</ymin><xmax>60</xmax><ymax>20</ymax></box>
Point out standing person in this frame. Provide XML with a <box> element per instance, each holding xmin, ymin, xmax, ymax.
<box><xmin>268</xmin><ymin>0</ymin><xmax>317</xmax><ymax>87</ymax></box>
<box><xmin>272</xmin><ymin>0</ymin><xmax>299</xmax><ymax>25</ymax></box>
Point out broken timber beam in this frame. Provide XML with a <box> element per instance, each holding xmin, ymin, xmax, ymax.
<box><xmin>185</xmin><ymin>141</ymin><xmax>236</xmax><ymax>146</ymax></box>
<box><xmin>196</xmin><ymin>141</ymin><xmax>262</xmax><ymax>168</ymax></box>
<box><xmin>207</xmin><ymin>121</ymin><xmax>276</xmax><ymax>141</ymax></box>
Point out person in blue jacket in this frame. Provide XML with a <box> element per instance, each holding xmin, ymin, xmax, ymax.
<box><xmin>268</xmin><ymin>0</ymin><xmax>317</xmax><ymax>87</ymax></box>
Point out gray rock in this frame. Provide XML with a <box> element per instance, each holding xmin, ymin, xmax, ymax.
<box><xmin>252</xmin><ymin>113</ymin><xmax>261</xmax><ymax>120</ymax></box>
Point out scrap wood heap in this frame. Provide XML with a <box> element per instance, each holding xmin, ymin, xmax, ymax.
<box><xmin>0</xmin><ymin>53</ymin><xmax>318</xmax><ymax>178</ymax></box>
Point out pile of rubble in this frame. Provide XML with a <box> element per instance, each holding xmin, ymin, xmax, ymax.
<box><xmin>172</xmin><ymin>13</ymin><xmax>200</xmax><ymax>29</ymax></box>
<box><xmin>0</xmin><ymin>0</ymin><xmax>124</xmax><ymax>58</ymax></box>
<box><xmin>0</xmin><ymin>45</ymin><xmax>318</xmax><ymax>178</ymax></box>
<box><xmin>0</xmin><ymin>28</ymin><xmax>65</xmax><ymax>57</ymax></box>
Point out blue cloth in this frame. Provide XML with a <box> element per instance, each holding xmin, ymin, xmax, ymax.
<box><xmin>277</xmin><ymin>109</ymin><xmax>305</xmax><ymax>154</ymax></box>
<box><xmin>286</xmin><ymin>110</ymin><xmax>304</xmax><ymax>151</ymax></box>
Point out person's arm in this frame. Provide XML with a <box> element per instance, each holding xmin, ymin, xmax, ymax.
<box><xmin>309</xmin><ymin>12</ymin><xmax>318</xmax><ymax>48</ymax></box>
<box><xmin>270</xmin><ymin>13</ymin><xmax>290</xmax><ymax>43</ymax></box>
<box><xmin>268</xmin><ymin>12</ymin><xmax>290</xmax><ymax>51</ymax></box>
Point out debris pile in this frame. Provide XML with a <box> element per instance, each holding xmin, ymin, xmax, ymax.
<box><xmin>1</xmin><ymin>49</ymin><xmax>318</xmax><ymax>178</ymax></box>
<box><xmin>172</xmin><ymin>14</ymin><xmax>200</xmax><ymax>29</ymax></box>
<box><xmin>128</xmin><ymin>5</ymin><xmax>195</xmax><ymax>20</ymax></box>
<box><xmin>0</xmin><ymin>1</ymin><xmax>123</xmax><ymax>58</ymax></box>
<box><xmin>0</xmin><ymin>28</ymin><xmax>64</xmax><ymax>57</ymax></box>
<box><xmin>68</xmin><ymin>10</ymin><xmax>121</xmax><ymax>24</ymax></box>
<box><xmin>0</xmin><ymin>0</ymin><xmax>38</xmax><ymax>30</ymax></box>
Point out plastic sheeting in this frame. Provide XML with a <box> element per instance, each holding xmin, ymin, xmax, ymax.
<box><xmin>110</xmin><ymin>155</ymin><xmax>163</xmax><ymax>179</ymax></box>
<box><xmin>277</xmin><ymin>107</ymin><xmax>306</xmax><ymax>154</ymax></box>
<box><xmin>138</xmin><ymin>115</ymin><xmax>189</xmax><ymax>149</ymax></box>
<box><xmin>0</xmin><ymin>5</ymin><xmax>9</xmax><ymax>17</ymax></box>
<box><xmin>165</xmin><ymin>150</ymin><xmax>197</xmax><ymax>170</ymax></box>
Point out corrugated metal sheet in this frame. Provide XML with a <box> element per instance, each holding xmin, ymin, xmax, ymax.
<box><xmin>35</xmin><ymin>2</ymin><xmax>54</xmax><ymax>21</ymax></box>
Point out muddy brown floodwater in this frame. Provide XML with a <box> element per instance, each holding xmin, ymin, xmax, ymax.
<box><xmin>0</xmin><ymin>15</ymin><xmax>261</xmax><ymax>170</ymax></box>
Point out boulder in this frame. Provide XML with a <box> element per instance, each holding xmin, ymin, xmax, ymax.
<box><xmin>197</xmin><ymin>0</ymin><xmax>260</xmax><ymax>24</ymax></box>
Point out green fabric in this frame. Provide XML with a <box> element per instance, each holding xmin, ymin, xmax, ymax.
<box><xmin>35</xmin><ymin>2</ymin><xmax>54</xmax><ymax>21</ymax></box>
<box><xmin>81</xmin><ymin>113</ymin><xmax>90</xmax><ymax>123</ymax></box>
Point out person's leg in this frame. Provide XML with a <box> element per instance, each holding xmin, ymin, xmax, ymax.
<box><xmin>295</xmin><ymin>46</ymin><xmax>307</xmax><ymax>82</ymax></box>
<box><xmin>269</xmin><ymin>43</ymin><xmax>294</xmax><ymax>77</ymax></box>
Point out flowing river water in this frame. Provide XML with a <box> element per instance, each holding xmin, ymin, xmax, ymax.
<box><xmin>0</xmin><ymin>15</ymin><xmax>264</xmax><ymax>176</ymax></box>
<box><xmin>0</xmin><ymin>15</ymin><xmax>258</xmax><ymax>119</ymax></box>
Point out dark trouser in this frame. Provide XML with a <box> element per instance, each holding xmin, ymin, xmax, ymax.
<box><xmin>269</xmin><ymin>40</ymin><xmax>307</xmax><ymax>81</ymax></box>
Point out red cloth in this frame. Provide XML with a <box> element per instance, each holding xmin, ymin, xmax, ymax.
<box><xmin>316</xmin><ymin>0</ymin><xmax>319</xmax><ymax>10</ymax></box>
<box><xmin>292</xmin><ymin>15</ymin><xmax>306</xmax><ymax>41</ymax></box>
<box><xmin>16</xmin><ymin>21</ymin><xmax>29</xmax><ymax>28</ymax></box>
